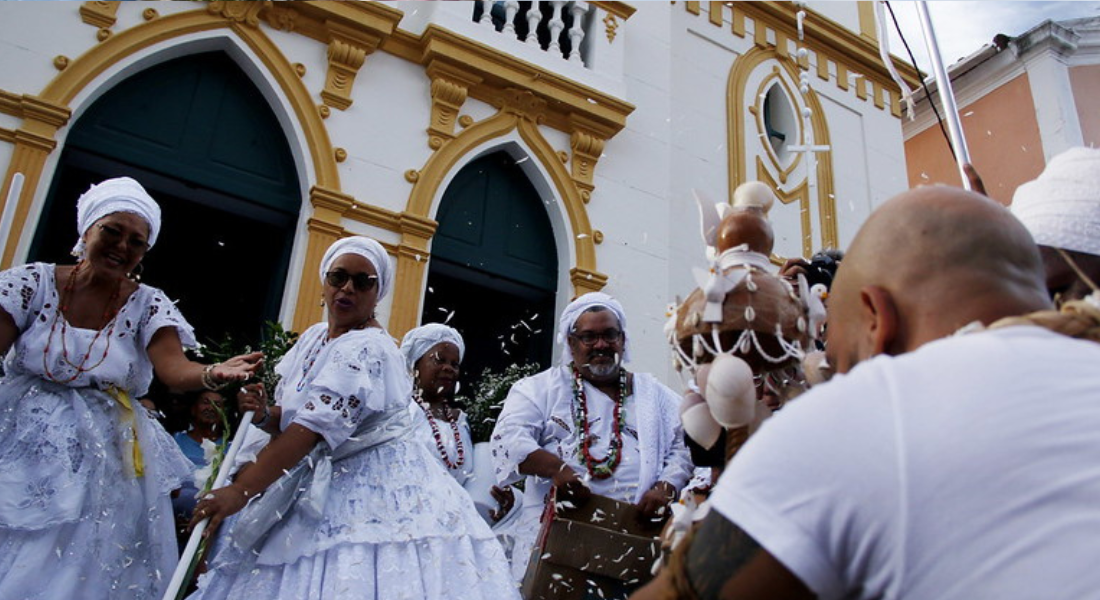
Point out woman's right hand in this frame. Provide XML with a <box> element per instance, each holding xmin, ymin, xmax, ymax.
<box><xmin>238</xmin><ymin>383</ymin><xmax>269</xmax><ymax>424</ymax></box>
<box><xmin>189</xmin><ymin>483</ymin><xmax>251</xmax><ymax>537</ymax></box>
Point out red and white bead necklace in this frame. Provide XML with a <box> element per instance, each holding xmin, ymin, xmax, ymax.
<box><xmin>43</xmin><ymin>261</ymin><xmax>124</xmax><ymax>384</ymax></box>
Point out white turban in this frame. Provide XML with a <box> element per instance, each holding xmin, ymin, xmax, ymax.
<box><xmin>400</xmin><ymin>323</ymin><xmax>466</xmax><ymax>373</ymax></box>
<box><xmin>71</xmin><ymin>177</ymin><xmax>162</xmax><ymax>258</ymax></box>
<box><xmin>557</xmin><ymin>291</ymin><xmax>630</xmax><ymax>365</ymax></box>
<box><xmin>1011</xmin><ymin>146</ymin><xmax>1100</xmax><ymax>257</ymax></box>
<box><xmin>319</xmin><ymin>236</ymin><xmax>394</xmax><ymax>301</ymax></box>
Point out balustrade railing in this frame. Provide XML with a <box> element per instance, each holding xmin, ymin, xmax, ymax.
<box><xmin>473</xmin><ymin>1</ymin><xmax>594</xmax><ymax>67</ymax></box>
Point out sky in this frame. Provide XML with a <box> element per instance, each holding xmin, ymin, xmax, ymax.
<box><xmin>885</xmin><ymin>1</ymin><xmax>1100</xmax><ymax>73</ymax></box>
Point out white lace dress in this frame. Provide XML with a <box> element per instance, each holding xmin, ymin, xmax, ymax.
<box><xmin>0</xmin><ymin>262</ymin><xmax>196</xmax><ymax>599</ymax></box>
<box><xmin>190</xmin><ymin>323</ymin><xmax>519</xmax><ymax>600</ymax></box>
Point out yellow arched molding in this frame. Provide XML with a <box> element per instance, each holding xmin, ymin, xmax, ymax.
<box><xmin>1</xmin><ymin>8</ymin><xmax>340</xmax><ymax>271</ymax></box>
<box><xmin>729</xmin><ymin>46</ymin><xmax>837</xmax><ymax>258</ymax></box>
<box><xmin>393</xmin><ymin>111</ymin><xmax>603</xmax><ymax>337</ymax></box>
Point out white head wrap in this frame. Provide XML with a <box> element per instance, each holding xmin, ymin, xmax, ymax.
<box><xmin>319</xmin><ymin>236</ymin><xmax>394</xmax><ymax>301</ymax></box>
<box><xmin>557</xmin><ymin>292</ymin><xmax>630</xmax><ymax>365</ymax></box>
<box><xmin>400</xmin><ymin>323</ymin><xmax>466</xmax><ymax>374</ymax></box>
<box><xmin>1011</xmin><ymin>146</ymin><xmax>1100</xmax><ymax>257</ymax></box>
<box><xmin>71</xmin><ymin>177</ymin><xmax>162</xmax><ymax>258</ymax></box>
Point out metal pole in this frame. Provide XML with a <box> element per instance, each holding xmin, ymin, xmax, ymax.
<box><xmin>161</xmin><ymin>410</ymin><xmax>255</xmax><ymax>600</ymax></box>
<box><xmin>0</xmin><ymin>173</ymin><xmax>25</xmax><ymax>262</ymax></box>
<box><xmin>915</xmin><ymin>1</ymin><xmax>972</xmax><ymax>190</ymax></box>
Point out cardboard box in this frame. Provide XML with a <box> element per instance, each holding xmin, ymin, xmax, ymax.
<box><xmin>521</xmin><ymin>493</ymin><xmax>666</xmax><ymax>600</ymax></box>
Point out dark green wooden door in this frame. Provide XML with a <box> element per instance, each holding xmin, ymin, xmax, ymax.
<box><xmin>423</xmin><ymin>151</ymin><xmax>558</xmax><ymax>391</ymax></box>
<box><xmin>30</xmin><ymin>52</ymin><xmax>300</xmax><ymax>348</ymax></box>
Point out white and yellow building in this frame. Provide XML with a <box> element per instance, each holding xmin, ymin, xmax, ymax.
<box><xmin>0</xmin><ymin>1</ymin><xmax>917</xmax><ymax>383</ymax></box>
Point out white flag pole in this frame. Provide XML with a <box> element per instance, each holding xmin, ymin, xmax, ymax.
<box><xmin>915</xmin><ymin>1</ymin><xmax>972</xmax><ymax>190</ymax></box>
<box><xmin>161</xmin><ymin>410</ymin><xmax>255</xmax><ymax>600</ymax></box>
<box><xmin>0</xmin><ymin>173</ymin><xmax>25</xmax><ymax>260</ymax></box>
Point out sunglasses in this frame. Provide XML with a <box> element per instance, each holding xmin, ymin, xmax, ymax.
<box><xmin>325</xmin><ymin>270</ymin><xmax>378</xmax><ymax>291</ymax></box>
<box><xmin>570</xmin><ymin>329</ymin><xmax>624</xmax><ymax>346</ymax></box>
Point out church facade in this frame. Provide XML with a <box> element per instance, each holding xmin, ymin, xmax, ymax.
<box><xmin>0</xmin><ymin>1</ymin><xmax>916</xmax><ymax>384</ymax></box>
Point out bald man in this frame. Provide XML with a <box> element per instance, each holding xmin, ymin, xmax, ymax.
<box><xmin>633</xmin><ymin>186</ymin><xmax>1100</xmax><ymax>600</ymax></box>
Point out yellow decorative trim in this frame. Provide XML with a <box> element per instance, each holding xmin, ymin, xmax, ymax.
<box><xmin>729</xmin><ymin>46</ymin><xmax>837</xmax><ymax>260</ymax></box>
<box><xmin>857</xmin><ymin>1</ymin><xmax>877</xmax><ymax>42</ymax></box>
<box><xmin>205</xmin><ymin>1</ymin><xmax>262</xmax><ymax>28</ymax></box>
<box><xmin>752</xmin><ymin>71</ymin><xmax>802</xmax><ymax>183</ymax></box>
<box><xmin>142</xmin><ymin>8</ymin><xmax>158</xmax><ymax>22</ymax></box>
<box><xmin>404</xmin><ymin>169</ymin><xmax>420</xmax><ymax>183</ymax></box>
<box><xmin>53</xmin><ymin>56</ymin><xmax>70</xmax><ymax>71</ymax></box>
<box><xmin>80</xmin><ymin>2</ymin><xmax>119</xmax><ymax>29</ymax></box>
<box><xmin>293</xmin><ymin>216</ymin><xmax>344</xmax><ymax>333</ymax></box>
<box><xmin>320</xmin><ymin>21</ymin><xmax>384</xmax><ymax>111</ymax></box>
<box><xmin>603</xmin><ymin>13</ymin><xmax>619</xmax><ymax>44</ymax></box>
<box><xmin>458</xmin><ymin>115</ymin><xmax>474</xmax><ymax>128</ymax></box>
<box><xmin>318</xmin><ymin>104</ymin><xmax>330</xmax><ymax>119</ymax></box>
<box><xmin>0</xmin><ymin>90</ymin><xmax>21</xmax><ymax>117</ymax></box>
<box><xmin>687</xmin><ymin>1</ymin><xmax>920</xmax><ymax>119</ymax></box>
<box><xmin>855</xmin><ymin>76</ymin><xmax>868</xmax><ymax>101</ymax></box>
<box><xmin>593</xmin><ymin>230</ymin><xmax>604</xmax><ymax>244</ymax></box>
<box><xmin>570</xmin><ymin>267</ymin><xmax>608</xmax><ymax>298</ymax></box>
<box><xmin>889</xmin><ymin>89</ymin><xmax>902</xmax><ymax>118</ymax></box>
<box><xmin>732</xmin><ymin>6</ymin><xmax>746</xmax><ymax>37</ymax></box>
<box><xmin>396</xmin><ymin>108</ymin><xmax>606</xmax><ymax>335</ymax></box>
<box><xmin>334</xmin><ymin>147</ymin><xmax>347</xmax><ymax>162</ymax></box>
<box><xmin>590</xmin><ymin>1</ymin><xmax>636</xmax><ymax>20</ymax></box>
<box><xmin>569</xmin><ymin>116</ymin><xmax>611</xmax><ymax>191</ymax></box>
<box><xmin>758</xmin><ymin>158</ymin><xmax>812</xmax><ymax>257</ymax></box>
<box><xmin>97</xmin><ymin>29</ymin><xmax>112</xmax><ymax>42</ymax></box>
<box><xmin>872</xmin><ymin>80</ymin><xmax>884</xmax><ymax>109</ymax></box>
<box><xmin>708</xmin><ymin>2</ymin><xmax>724</xmax><ymax>27</ymax></box>
<box><xmin>425</xmin><ymin>61</ymin><xmax>482</xmax><ymax>150</ymax></box>
<box><xmin>294</xmin><ymin>63</ymin><xmax>306</xmax><ymax>77</ymax></box>
<box><xmin>383</xmin><ymin>25</ymin><xmax>633</xmax><ymax>137</ymax></box>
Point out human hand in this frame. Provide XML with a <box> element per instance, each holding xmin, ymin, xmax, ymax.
<box><xmin>962</xmin><ymin>163</ymin><xmax>987</xmax><ymax>196</ymax></box>
<box><xmin>489</xmin><ymin>485</ymin><xmax>515</xmax><ymax>522</ymax></box>
<box><xmin>237</xmin><ymin>383</ymin><xmax>269</xmax><ymax>424</ymax></box>
<box><xmin>780</xmin><ymin>258</ymin><xmax>810</xmax><ymax>282</ymax></box>
<box><xmin>189</xmin><ymin>483</ymin><xmax>251</xmax><ymax>537</ymax></box>
<box><xmin>637</xmin><ymin>481</ymin><xmax>676</xmax><ymax>523</ymax></box>
<box><xmin>551</xmin><ymin>466</ymin><xmax>591</xmax><ymax>506</ymax></box>
<box><xmin>213</xmin><ymin>351</ymin><xmax>264</xmax><ymax>385</ymax></box>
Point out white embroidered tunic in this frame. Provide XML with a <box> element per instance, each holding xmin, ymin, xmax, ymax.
<box><xmin>0</xmin><ymin>262</ymin><xmax>195</xmax><ymax>600</ymax></box>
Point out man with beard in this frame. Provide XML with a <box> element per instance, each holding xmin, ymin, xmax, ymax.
<box><xmin>491</xmin><ymin>292</ymin><xmax>694</xmax><ymax>582</ymax></box>
<box><xmin>631</xmin><ymin>186</ymin><xmax>1100</xmax><ymax>600</ymax></box>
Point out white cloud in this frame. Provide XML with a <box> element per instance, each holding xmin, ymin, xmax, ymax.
<box><xmin>885</xmin><ymin>1</ymin><xmax>1100</xmax><ymax>73</ymax></box>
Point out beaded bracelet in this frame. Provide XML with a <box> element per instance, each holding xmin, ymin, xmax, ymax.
<box><xmin>201</xmin><ymin>363</ymin><xmax>229</xmax><ymax>391</ymax></box>
<box><xmin>252</xmin><ymin>406</ymin><xmax>271</xmax><ymax>428</ymax></box>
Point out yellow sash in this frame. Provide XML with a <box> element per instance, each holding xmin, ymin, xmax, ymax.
<box><xmin>108</xmin><ymin>387</ymin><xmax>145</xmax><ymax>478</ymax></box>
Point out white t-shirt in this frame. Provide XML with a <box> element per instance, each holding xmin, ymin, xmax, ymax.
<box><xmin>711</xmin><ymin>326</ymin><xmax>1100</xmax><ymax>600</ymax></box>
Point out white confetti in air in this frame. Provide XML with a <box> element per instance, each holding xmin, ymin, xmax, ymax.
<box><xmin>920</xmin><ymin>172</ymin><xmax>929</xmax><ymax>180</ymax></box>
<box><xmin>963</xmin><ymin>111</ymin><xmax>974</xmax><ymax>117</ymax></box>
<box><xmin>217</xmin><ymin>241</ymin><xmax>225</xmax><ymax>247</ymax></box>
<box><xmin>445</xmin><ymin>310</ymin><xmax>455</xmax><ymax>324</ymax></box>
<box><xmin>516</xmin><ymin>156</ymin><xmax>530</xmax><ymax>164</ymax></box>
<box><xmin>577</xmin><ymin>233</ymin><xmax>589</xmax><ymax>239</ymax></box>
<box><xmin>438</xmin><ymin>307</ymin><xmax>448</xmax><ymax>312</ymax></box>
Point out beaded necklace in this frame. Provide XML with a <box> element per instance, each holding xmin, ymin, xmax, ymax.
<box><xmin>296</xmin><ymin>333</ymin><xmax>330</xmax><ymax>391</ymax></box>
<box><xmin>418</xmin><ymin>398</ymin><xmax>465</xmax><ymax>469</ymax></box>
<box><xmin>570</xmin><ymin>365</ymin><xmax>628</xmax><ymax>480</ymax></box>
<box><xmin>43</xmin><ymin>262</ymin><xmax>124</xmax><ymax>384</ymax></box>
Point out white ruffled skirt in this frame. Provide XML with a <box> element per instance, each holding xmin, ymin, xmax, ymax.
<box><xmin>189</xmin><ymin>438</ymin><xmax>520</xmax><ymax>600</ymax></box>
<box><xmin>0</xmin><ymin>374</ymin><xmax>193</xmax><ymax>599</ymax></box>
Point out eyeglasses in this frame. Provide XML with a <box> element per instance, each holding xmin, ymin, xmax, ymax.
<box><xmin>570</xmin><ymin>329</ymin><xmax>624</xmax><ymax>346</ymax></box>
<box><xmin>98</xmin><ymin>224</ymin><xmax>149</xmax><ymax>252</ymax></box>
<box><xmin>325</xmin><ymin>270</ymin><xmax>378</xmax><ymax>291</ymax></box>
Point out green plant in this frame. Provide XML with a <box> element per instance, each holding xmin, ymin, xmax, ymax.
<box><xmin>457</xmin><ymin>362</ymin><xmax>540</xmax><ymax>443</ymax></box>
<box><xmin>196</xmin><ymin>320</ymin><xmax>300</xmax><ymax>400</ymax></box>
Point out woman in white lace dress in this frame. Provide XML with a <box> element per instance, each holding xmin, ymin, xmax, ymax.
<box><xmin>400</xmin><ymin>324</ymin><xmax>519</xmax><ymax>526</ymax></box>
<box><xmin>190</xmin><ymin>237</ymin><xmax>519</xmax><ymax>600</ymax></box>
<box><xmin>0</xmin><ymin>177</ymin><xmax>261</xmax><ymax>600</ymax></box>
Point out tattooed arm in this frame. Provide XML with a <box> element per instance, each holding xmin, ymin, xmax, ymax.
<box><xmin>629</xmin><ymin>511</ymin><xmax>814</xmax><ymax>600</ymax></box>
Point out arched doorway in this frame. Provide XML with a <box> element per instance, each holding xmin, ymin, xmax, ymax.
<box><xmin>30</xmin><ymin>51</ymin><xmax>300</xmax><ymax>348</ymax></box>
<box><xmin>422</xmin><ymin>151</ymin><xmax>558</xmax><ymax>391</ymax></box>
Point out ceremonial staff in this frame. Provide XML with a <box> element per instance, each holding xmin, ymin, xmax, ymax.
<box><xmin>161</xmin><ymin>410</ymin><xmax>255</xmax><ymax>600</ymax></box>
